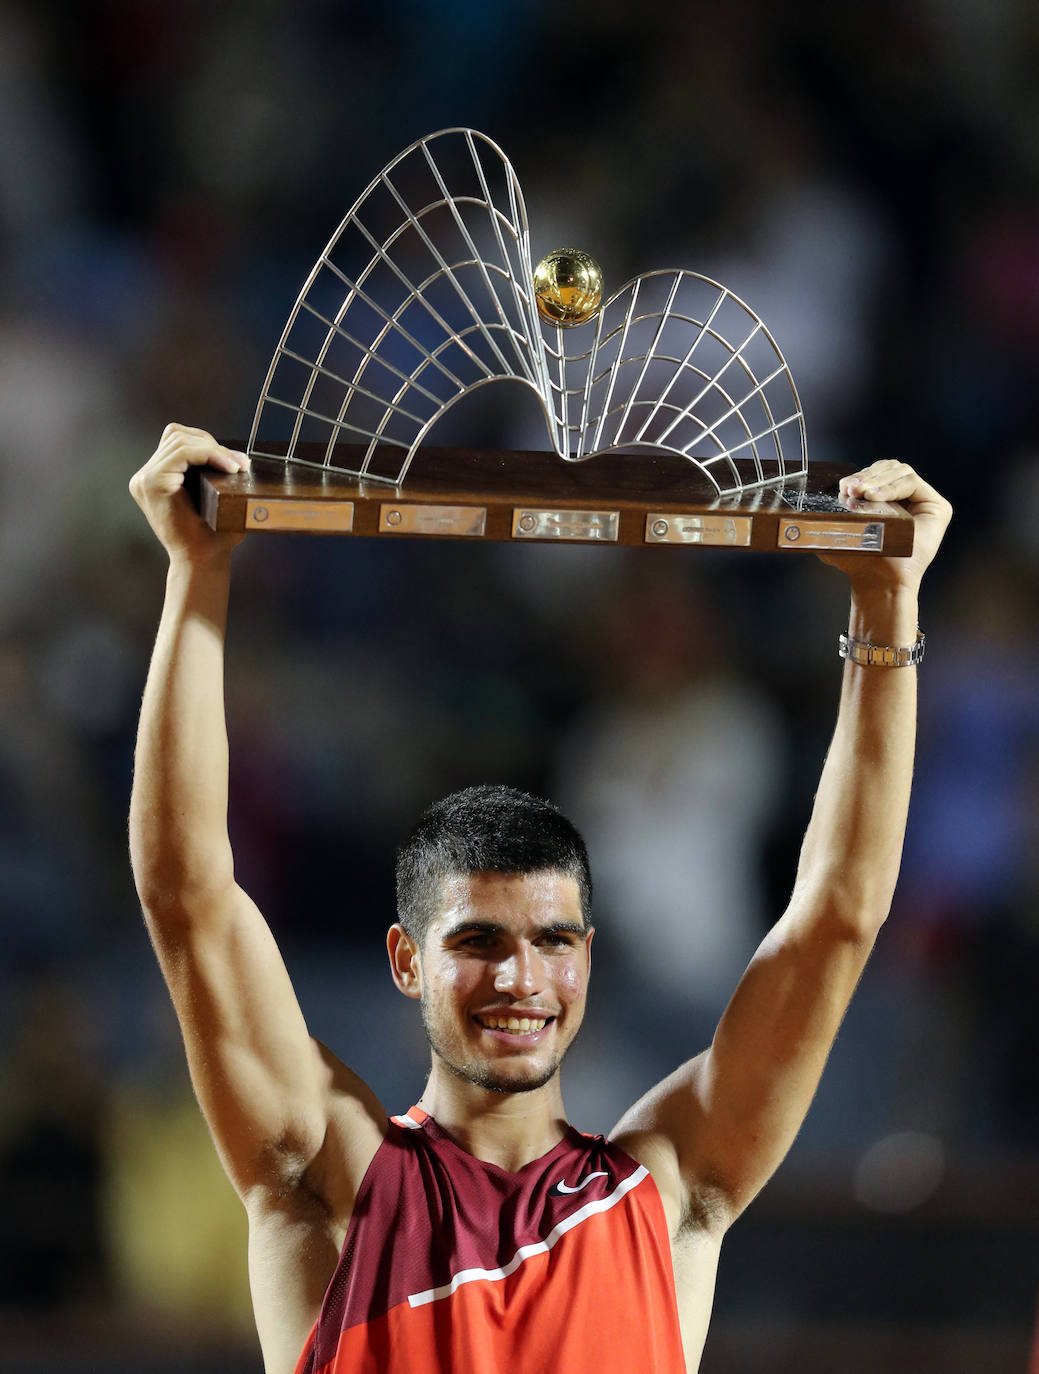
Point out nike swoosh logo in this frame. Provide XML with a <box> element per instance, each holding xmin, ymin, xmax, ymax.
<box><xmin>553</xmin><ymin>1171</ymin><xmax>608</xmax><ymax>1195</ymax></box>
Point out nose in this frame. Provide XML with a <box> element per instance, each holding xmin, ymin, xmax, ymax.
<box><xmin>493</xmin><ymin>941</ymin><xmax>543</xmax><ymax>998</ymax></box>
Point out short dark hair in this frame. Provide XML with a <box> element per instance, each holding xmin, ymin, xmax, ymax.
<box><xmin>395</xmin><ymin>784</ymin><xmax>592</xmax><ymax>943</ymax></box>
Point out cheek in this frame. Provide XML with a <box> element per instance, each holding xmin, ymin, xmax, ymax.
<box><xmin>428</xmin><ymin>958</ymin><xmax>483</xmax><ymax>1002</ymax></box>
<box><xmin>556</xmin><ymin>961</ymin><xmax>586</xmax><ymax>1003</ymax></box>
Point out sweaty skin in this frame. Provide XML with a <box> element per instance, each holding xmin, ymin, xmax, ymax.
<box><xmin>129</xmin><ymin>428</ymin><xmax>951</xmax><ymax>1372</ymax></box>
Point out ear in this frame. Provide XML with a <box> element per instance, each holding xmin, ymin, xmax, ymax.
<box><xmin>584</xmin><ymin>925</ymin><xmax>594</xmax><ymax>974</ymax></box>
<box><xmin>387</xmin><ymin>923</ymin><xmax>423</xmax><ymax>1000</ymax></box>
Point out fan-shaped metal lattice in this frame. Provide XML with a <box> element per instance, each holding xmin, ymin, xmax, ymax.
<box><xmin>248</xmin><ymin>129</ymin><xmax>807</xmax><ymax>495</ymax></box>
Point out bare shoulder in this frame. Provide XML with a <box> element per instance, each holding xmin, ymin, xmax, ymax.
<box><xmin>245</xmin><ymin>1041</ymin><xmax>389</xmax><ymax>1374</ymax></box>
<box><xmin>244</xmin><ymin>1037</ymin><xmax>388</xmax><ymax>1243</ymax></box>
<box><xmin>611</xmin><ymin>1055</ymin><xmax>730</xmax><ymax>1373</ymax></box>
<box><xmin>276</xmin><ymin>1037</ymin><xmax>389</xmax><ymax>1222</ymax></box>
<box><xmin>609</xmin><ymin>1051</ymin><xmax>730</xmax><ymax>1239</ymax></box>
<box><xmin>312</xmin><ymin>1041</ymin><xmax>389</xmax><ymax>1208</ymax></box>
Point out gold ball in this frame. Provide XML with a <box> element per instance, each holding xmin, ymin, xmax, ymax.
<box><xmin>533</xmin><ymin>249</ymin><xmax>603</xmax><ymax>328</ymax></box>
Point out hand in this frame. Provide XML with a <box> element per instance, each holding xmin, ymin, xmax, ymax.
<box><xmin>130</xmin><ymin>423</ymin><xmax>249</xmax><ymax>565</ymax></box>
<box><xmin>819</xmin><ymin>459</ymin><xmax>953</xmax><ymax>592</ymax></box>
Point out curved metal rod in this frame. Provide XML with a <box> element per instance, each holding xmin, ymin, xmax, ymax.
<box><xmin>249</xmin><ymin>130</ymin><xmax>807</xmax><ymax>493</ymax></box>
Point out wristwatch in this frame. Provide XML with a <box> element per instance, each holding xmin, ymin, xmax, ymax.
<box><xmin>838</xmin><ymin>629</ymin><xmax>925</xmax><ymax>668</ymax></box>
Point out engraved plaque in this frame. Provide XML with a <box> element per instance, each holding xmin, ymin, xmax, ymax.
<box><xmin>778</xmin><ymin>520</ymin><xmax>885</xmax><ymax>552</ymax></box>
<box><xmin>245</xmin><ymin>499</ymin><xmax>354</xmax><ymax>533</ymax></box>
<box><xmin>378</xmin><ymin>503</ymin><xmax>487</xmax><ymax>536</ymax></box>
<box><xmin>512</xmin><ymin>508</ymin><xmax>619</xmax><ymax>542</ymax></box>
<box><xmin>645</xmin><ymin>513</ymin><xmax>752</xmax><ymax>547</ymax></box>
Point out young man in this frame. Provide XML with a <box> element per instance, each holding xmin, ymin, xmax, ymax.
<box><xmin>128</xmin><ymin>423</ymin><xmax>951</xmax><ymax>1374</ymax></box>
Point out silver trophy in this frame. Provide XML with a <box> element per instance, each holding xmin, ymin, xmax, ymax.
<box><xmin>196</xmin><ymin>129</ymin><xmax>911</xmax><ymax>555</ymax></box>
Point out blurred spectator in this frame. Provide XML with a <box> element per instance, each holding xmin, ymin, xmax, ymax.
<box><xmin>554</xmin><ymin>565</ymin><xmax>784</xmax><ymax>1076</ymax></box>
<box><xmin>0</xmin><ymin>978</ymin><xmax>110</xmax><ymax>1309</ymax></box>
<box><xmin>889</xmin><ymin>549</ymin><xmax>1039</xmax><ymax>1148</ymax></box>
<box><xmin>104</xmin><ymin>1073</ymin><xmax>253</xmax><ymax>1338</ymax></box>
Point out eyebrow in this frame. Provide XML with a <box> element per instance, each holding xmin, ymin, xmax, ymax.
<box><xmin>441</xmin><ymin>920</ymin><xmax>586</xmax><ymax>941</ymax></box>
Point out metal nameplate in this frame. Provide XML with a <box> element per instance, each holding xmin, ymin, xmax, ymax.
<box><xmin>778</xmin><ymin>520</ymin><xmax>885</xmax><ymax>552</ymax></box>
<box><xmin>246</xmin><ymin>499</ymin><xmax>354</xmax><ymax>532</ymax></box>
<box><xmin>512</xmin><ymin>508</ymin><xmax>619</xmax><ymax>542</ymax></box>
<box><xmin>379</xmin><ymin>503</ymin><xmax>487</xmax><ymax>536</ymax></box>
<box><xmin>645</xmin><ymin>513</ymin><xmax>752</xmax><ymax>547</ymax></box>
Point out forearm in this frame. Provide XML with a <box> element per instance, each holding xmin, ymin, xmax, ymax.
<box><xmin>790</xmin><ymin>582</ymin><xmax>919</xmax><ymax>931</ymax></box>
<box><xmin>130</xmin><ymin>554</ymin><xmax>237</xmax><ymax>913</ymax></box>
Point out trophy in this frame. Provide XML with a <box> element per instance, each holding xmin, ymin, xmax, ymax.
<box><xmin>196</xmin><ymin>129</ymin><xmax>912</xmax><ymax>556</ymax></box>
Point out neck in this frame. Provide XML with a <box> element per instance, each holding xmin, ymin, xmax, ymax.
<box><xmin>417</xmin><ymin>1063</ymin><xmax>570</xmax><ymax>1171</ymax></box>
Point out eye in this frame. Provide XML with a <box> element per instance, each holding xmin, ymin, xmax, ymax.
<box><xmin>538</xmin><ymin>932</ymin><xmax>576</xmax><ymax>948</ymax></box>
<box><xmin>457</xmin><ymin>933</ymin><xmax>497</xmax><ymax>950</ymax></box>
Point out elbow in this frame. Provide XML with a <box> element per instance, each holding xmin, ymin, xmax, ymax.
<box><xmin>130</xmin><ymin>840</ymin><xmax>236</xmax><ymax>928</ymax></box>
<box><xmin>129</xmin><ymin>806</ymin><xmax>236</xmax><ymax>917</ymax></box>
<box><xmin>827</xmin><ymin>904</ymin><xmax>889</xmax><ymax>946</ymax></box>
<box><xmin>789</xmin><ymin>860</ymin><xmax>897</xmax><ymax>941</ymax></box>
<box><xmin>786</xmin><ymin>875</ymin><xmax>892</xmax><ymax>943</ymax></box>
<box><xmin>793</xmin><ymin>896</ymin><xmax>890</xmax><ymax>946</ymax></box>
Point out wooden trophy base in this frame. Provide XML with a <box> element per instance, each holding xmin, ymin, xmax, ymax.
<box><xmin>193</xmin><ymin>443</ymin><xmax>913</xmax><ymax>556</ymax></box>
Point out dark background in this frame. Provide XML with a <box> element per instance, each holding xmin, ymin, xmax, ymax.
<box><xmin>1</xmin><ymin>2</ymin><xmax>1037</xmax><ymax>1370</ymax></box>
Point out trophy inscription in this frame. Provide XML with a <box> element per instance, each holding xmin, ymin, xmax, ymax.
<box><xmin>379</xmin><ymin>504</ymin><xmax>487</xmax><ymax>537</ymax></box>
<box><xmin>511</xmin><ymin>509</ymin><xmax>620</xmax><ymax>542</ymax></box>
<box><xmin>245</xmin><ymin>499</ymin><xmax>354</xmax><ymax>533</ymax></box>
<box><xmin>777</xmin><ymin>520</ymin><xmax>885</xmax><ymax>552</ymax></box>
<box><xmin>645</xmin><ymin>513</ymin><xmax>752</xmax><ymax>547</ymax></box>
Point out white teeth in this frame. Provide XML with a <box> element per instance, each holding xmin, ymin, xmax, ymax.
<box><xmin>482</xmin><ymin>1016</ymin><xmax>547</xmax><ymax>1032</ymax></box>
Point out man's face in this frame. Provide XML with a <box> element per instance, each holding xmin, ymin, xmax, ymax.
<box><xmin>414</xmin><ymin>870</ymin><xmax>593</xmax><ymax>1094</ymax></box>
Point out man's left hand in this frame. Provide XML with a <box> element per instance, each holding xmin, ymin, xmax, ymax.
<box><xmin>820</xmin><ymin>459</ymin><xmax>953</xmax><ymax>591</ymax></box>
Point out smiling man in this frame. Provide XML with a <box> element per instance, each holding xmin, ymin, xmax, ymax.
<box><xmin>129</xmin><ymin>424</ymin><xmax>951</xmax><ymax>1374</ymax></box>
<box><xmin>392</xmin><ymin>790</ymin><xmax>595</xmax><ymax>1099</ymax></box>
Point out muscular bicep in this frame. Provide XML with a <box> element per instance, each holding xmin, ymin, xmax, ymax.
<box><xmin>614</xmin><ymin>906</ymin><xmax>877</xmax><ymax>1230</ymax></box>
<box><xmin>145</xmin><ymin>883</ymin><xmax>385</xmax><ymax>1201</ymax></box>
<box><xmin>696</xmin><ymin>910</ymin><xmax>875</xmax><ymax>1207</ymax></box>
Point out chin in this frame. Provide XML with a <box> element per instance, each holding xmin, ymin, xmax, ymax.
<box><xmin>464</xmin><ymin>1063</ymin><xmax>559</xmax><ymax>1094</ymax></box>
<box><xmin>441</xmin><ymin>1052</ymin><xmax>561</xmax><ymax>1095</ymax></box>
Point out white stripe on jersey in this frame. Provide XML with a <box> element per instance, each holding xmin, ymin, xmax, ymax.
<box><xmin>406</xmin><ymin>1165</ymin><xmax>650</xmax><ymax>1308</ymax></box>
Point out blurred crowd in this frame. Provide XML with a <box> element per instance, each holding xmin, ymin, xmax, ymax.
<box><xmin>1</xmin><ymin>1</ymin><xmax>1038</xmax><ymax>1369</ymax></box>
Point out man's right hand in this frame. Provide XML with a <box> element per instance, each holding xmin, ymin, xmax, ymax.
<box><xmin>129</xmin><ymin>423</ymin><xmax>249</xmax><ymax>564</ymax></box>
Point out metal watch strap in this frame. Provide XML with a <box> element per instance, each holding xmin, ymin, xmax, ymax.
<box><xmin>838</xmin><ymin>629</ymin><xmax>925</xmax><ymax>668</ymax></box>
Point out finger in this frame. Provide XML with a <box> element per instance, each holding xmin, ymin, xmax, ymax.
<box><xmin>850</xmin><ymin>476</ymin><xmax>951</xmax><ymax>534</ymax></box>
<box><xmin>840</xmin><ymin>459</ymin><xmax>912</xmax><ymax>487</ymax></box>
<box><xmin>840</xmin><ymin>460</ymin><xmax>915</xmax><ymax>500</ymax></box>
<box><xmin>155</xmin><ymin>423</ymin><xmax>248</xmax><ymax>467</ymax></box>
<box><xmin>161</xmin><ymin>421</ymin><xmax>211</xmax><ymax>440</ymax></box>
<box><xmin>205</xmin><ymin>446</ymin><xmax>250</xmax><ymax>474</ymax></box>
<box><xmin>859</xmin><ymin>470</ymin><xmax>931</xmax><ymax>501</ymax></box>
<box><xmin>154</xmin><ymin>422</ymin><xmax>213</xmax><ymax>458</ymax></box>
<box><xmin>152</xmin><ymin>432</ymin><xmax>249</xmax><ymax>475</ymax></box>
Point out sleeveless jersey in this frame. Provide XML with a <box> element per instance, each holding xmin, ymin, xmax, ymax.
<box><xmin>294</xmin><ymin>1105</ymin><xmax>688</xmax><ymax>1374</ymax></box>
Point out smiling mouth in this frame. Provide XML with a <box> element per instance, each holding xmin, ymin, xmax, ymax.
<box><xmin>475</xmin><ymin>1014</ymin><xmax>553</xmax><ymax>1035</ymax></box>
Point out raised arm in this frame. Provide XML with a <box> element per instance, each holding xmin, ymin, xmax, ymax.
<box><xmin>128</xmin><ymin>426</ymin><xmax>385</xmax><ymax>1210</ymax></box>
<box><xmin>612</xmin><ymin>460</ymin><xmax>952</xmax><ymax>1230</ymax></box>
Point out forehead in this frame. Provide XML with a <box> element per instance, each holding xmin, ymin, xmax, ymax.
<box><xmin>431</xmin><ymin>869</ymin><xmax>584</xmax><ymax>933</ymax></box>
